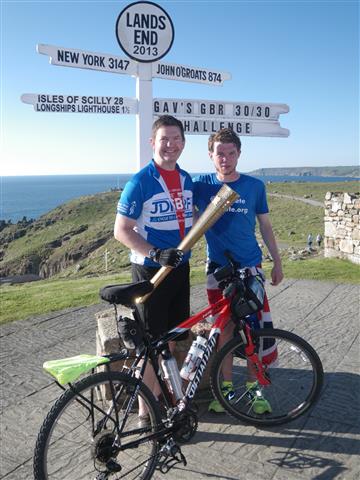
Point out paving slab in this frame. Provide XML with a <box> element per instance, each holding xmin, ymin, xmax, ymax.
<box><xmin>1</xmin><ymin>280</ymin><xmax>359</xmax><ymax>480</ymax></box>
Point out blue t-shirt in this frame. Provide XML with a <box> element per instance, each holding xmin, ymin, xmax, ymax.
<box><xmin>117</xmin><ymin>160</ymin><xmax>193</xmax><ymax>266</ymax></box>
<box><xmin>193</xmin><ymin>173</ymin><xmax>268</xmax><ymax>267</ymax></box>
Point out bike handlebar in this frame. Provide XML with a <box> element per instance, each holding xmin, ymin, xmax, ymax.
<box><xmin>213</xmin><ymin>251</ymin><xmax>249</xmax><ymax>284</ymax></box>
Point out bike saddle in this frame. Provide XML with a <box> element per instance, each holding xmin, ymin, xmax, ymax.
<box><xmin>99</xmin><ymin>281</ymin><xmax>153</xmax><ymax>306</ymax></box>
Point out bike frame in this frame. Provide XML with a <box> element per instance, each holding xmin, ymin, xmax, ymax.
<box><xmin>127</xmin><ymin>289</ymin><xmax>268</xmax><ymax>412</ymax></box>
<box><xmin>152</xmin><ymin>295</ymin><xmax>233</xmax><ymax>401</ymax></box>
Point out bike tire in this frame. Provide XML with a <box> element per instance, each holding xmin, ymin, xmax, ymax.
<box><xmin>210</xmin><ymin>328</ymin><xmax>323</xmax><ymax>426</ymax></box>
<box><xmin>34</xmin><ymin>370</ymin><xmax>162</xmax><ymax>480</ymax></box>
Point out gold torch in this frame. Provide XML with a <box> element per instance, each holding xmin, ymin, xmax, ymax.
<box><xmin>137</xmin><ymin>183</ymin><xmax>239</xmax><ymax>303</ymax></box>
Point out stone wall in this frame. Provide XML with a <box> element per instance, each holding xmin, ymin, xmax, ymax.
<box><xmin>324</xmin><ymin>192</ymin><xmax>360</xmax><ymax>264</ymax></box>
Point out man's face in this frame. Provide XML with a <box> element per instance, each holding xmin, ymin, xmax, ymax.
<box><xmin>151</xmin><ymin>125</ymin><xmax>185</xmax><ymax>166</ymax></box>
<box><xmin>209</xmin><ymin>141</ymin><xmax>240</xmax><ymax>178</ymax></box>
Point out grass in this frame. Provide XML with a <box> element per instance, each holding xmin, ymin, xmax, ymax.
<box><xmin>266</xmin><ymin>180</ymin><xmax>359</xmax><ymax>202</ymax></box>
<box><xmin>1</xmin><ymin>256</ymin><xmax>358</xmax><ymax>325</ymax></box>
<box><xmin>1</xmin><ymin>181</ymin><xmax>359</xmax><ymax>325</ymax></box>
<box><xmin>263</xmin><ymin>197</ymin><xmax>324</xmax><ymax>247</ymax></box>
<box><xmin>0</xmin><ymin>273</ymin><xmax>131</xmax><ymax>324</ymax></box>
<box><xmin>265</xmin><ymin>257</ymin><xmax>360</xmax><ymax>283</ymax></box>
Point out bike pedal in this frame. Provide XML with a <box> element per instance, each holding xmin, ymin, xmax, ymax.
<box><xmin>156</xmin><ymin>439</ymin><xmax>187</xmax><ymax>473</ymax></box>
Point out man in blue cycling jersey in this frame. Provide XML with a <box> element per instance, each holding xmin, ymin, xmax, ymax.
<box><xmin>114</xmin><ymin>115</ymin><xmax>193</xmax><ymax>425</ymax></box>
<box><xmin>193</xmin><ymin>127</ymin><xmax>283</xmax><ymax>413</ymax></box>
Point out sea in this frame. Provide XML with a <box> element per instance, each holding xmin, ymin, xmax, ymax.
<box><xmin>1</xmin><ymin>173</ymin><xmax>358</xmax><ymax>223</ymax></box>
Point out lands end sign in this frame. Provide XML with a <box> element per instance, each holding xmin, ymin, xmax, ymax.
<box><xmin>116</xmin><ymin>1</ymin><xmax>174</xmax><ymax>62</ymax></box>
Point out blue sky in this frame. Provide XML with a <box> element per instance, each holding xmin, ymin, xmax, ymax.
<box><xmin>1</xmin><ymin>0</ymin><xmax>359</xmax><ymax>175</ymax></box>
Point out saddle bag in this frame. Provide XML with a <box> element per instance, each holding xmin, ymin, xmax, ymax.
<box><xmin>117</xmin><ymin>316</ymin><xmax>143</xmax><ymax>349</ymax></box>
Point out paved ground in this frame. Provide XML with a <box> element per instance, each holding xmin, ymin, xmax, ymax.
<box><xmin>1</xmin><ymin>278</ymin><xmax>359</xmax><ymax>479</ymax></box>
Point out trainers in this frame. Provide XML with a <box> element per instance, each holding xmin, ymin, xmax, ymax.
<box><xmin>246</xmin><ymin>382</ymin><xmax>272</xmax><ymax>414</ymax></box>
<box><xmin>208</xmin><ymin>381</ymin><xmax>234</xmax><ymax>413</ymax></box>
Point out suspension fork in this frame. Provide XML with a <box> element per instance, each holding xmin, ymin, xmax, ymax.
<box><xmin>243</xmin><ymin>323</ymin><xmax>270</xmax><ymax>386</ymax></box>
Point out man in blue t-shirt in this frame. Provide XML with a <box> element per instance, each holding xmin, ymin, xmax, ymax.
<box><xmin>193</xmin><ymin>127</ymin><xmax>283</xmax><ymax>413</ymax></box>
<box><xmin>114</xmin><ymin>115</ymin><xmax>193</xmax><ymax>426</ymax></box>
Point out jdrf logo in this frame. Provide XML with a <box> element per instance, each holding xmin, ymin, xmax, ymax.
<box><xmin>151</xmin><ymin>199</ymin><xmax>172</xmax><ymax>214</ymax></box>
<box><xmin>150</xmin><ymin>198</ymin><xmax>192</xmax><ymax>214</ymax></box>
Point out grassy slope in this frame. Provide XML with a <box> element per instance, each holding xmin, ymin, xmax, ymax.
<box><xmin>1</xmin><ymin>191</ymin><xmax>127</xmax><ymax>276</ymax></box>
<box><xmin>264</xmin><ymin>197</ymin><xmax>323</xmax><ymax>247</ymax></box>
<box><xmin>1</xmin><ymin>181</ymin><xmax>359</xmax><ymax>324</ymax></box>
<box><xmin>266</xmin><ymin>180</ymin><xmax>359</xmax><ymax>202</ymax></box>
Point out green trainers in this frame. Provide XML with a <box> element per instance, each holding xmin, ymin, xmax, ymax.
<box><xmin>246</xmin><ymin>382</ymin><xmax>272</xmax><ymax>414</ymax></box>
<box><xmin>208</xmin><ymin>381</ymin><xmax>234</xmax><ymax>413</ymax></box>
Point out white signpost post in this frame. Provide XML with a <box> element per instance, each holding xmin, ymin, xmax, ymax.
<box><xmin>21</xmin><ymin>1</ymin><xmax>289</xmax><ymax>170</ymax></box>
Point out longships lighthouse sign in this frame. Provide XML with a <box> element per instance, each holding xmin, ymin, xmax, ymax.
<box><xmin>21</xmin><ymin>1</ymin><xmax>289</xmax><ymax>169</ymax></box>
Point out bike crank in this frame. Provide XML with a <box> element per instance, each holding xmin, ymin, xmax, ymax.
<box><xmin>173</xmin><ymin>409</ymin><xmax>198</xmax><ymax>443</ymax></box>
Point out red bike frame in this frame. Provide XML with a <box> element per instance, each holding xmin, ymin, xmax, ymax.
<box><xmin>149</xmin><ymin>291</ymin><xmax>269</xmax><ymax>403</ymax></box>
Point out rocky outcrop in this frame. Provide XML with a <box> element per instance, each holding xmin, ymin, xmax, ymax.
<box><xmin>0</xmin><ymin>218</ymin><xmax>111</xmax><ymax>278</ymax></box>
<box><xmin>39</xmin><ymin>236</ymin><xmax>109</xmax><ymax>277</ymax></box>
<box><xmin>42</xmin><ymin>225</ymin><xmax>89</xmax><ymax>250</ymax></box>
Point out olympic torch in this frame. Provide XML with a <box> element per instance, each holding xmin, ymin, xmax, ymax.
<box><xmin>137</xmin><ymin>183</ymin><xmax>239</xmax><ymax>303</ymax></box>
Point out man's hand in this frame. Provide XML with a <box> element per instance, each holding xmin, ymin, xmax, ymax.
<box><xmin>270</xmin><ymin>262</ymin><xmax>284</xmax><ymax>286</ymax></box>
<box><xmin>155</xmin><ymin>248</ymin><xmax>184</xmax><ymax>268</ymax></box>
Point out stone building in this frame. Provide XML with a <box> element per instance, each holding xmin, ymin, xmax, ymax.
<box><xmin>324</xmin><ymin>192</ymin><xmax>360</xmax><ymax>265</ymax></box>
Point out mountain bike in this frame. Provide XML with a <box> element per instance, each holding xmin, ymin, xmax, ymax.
<box><xmin>33</xmin><ymin>256</ymin><xmax>323</xmax><ymax>479</ymax></box>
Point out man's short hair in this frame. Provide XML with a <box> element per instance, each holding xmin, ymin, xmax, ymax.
<box><xmin>152</xmin><ymin>115</ymin><xmax>185</xmax><ymax>141</ymax></box>
<box><xmin>208</xmin><ymin>128</ymin><xmax>241</xmax><ymax>152</ymax></box>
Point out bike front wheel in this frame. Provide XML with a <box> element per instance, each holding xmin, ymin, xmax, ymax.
<box><xmin>211</xmin><ymin>328</ymin><xmax>323</xmax><ymax>426</ymax></box>
<box><xmin>34</xmin><ymin>371</ymin><xmax>162</xmax><ymax>480</ymax></box>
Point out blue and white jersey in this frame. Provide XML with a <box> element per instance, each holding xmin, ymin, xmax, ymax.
<box><xmin>117</xmin><ymin>160</ymin><xmax>193</xmax><ymax>266</ymax></box>
<box><xmin>193</xmin><ymin>173</ymin><xmax>268</xmax><ymax>268</ymax></box>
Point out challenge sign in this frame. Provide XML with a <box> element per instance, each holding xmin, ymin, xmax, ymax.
<box><xmin>116</xmin><ymin>1</ymin><xmax>174</xmax><ymax>62</ymax></box>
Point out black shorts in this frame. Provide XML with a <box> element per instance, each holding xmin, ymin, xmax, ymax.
<box><xmin>131</xmin><ymin>262</ymin><xmax>190</xmax><ymax>341</ymax></box>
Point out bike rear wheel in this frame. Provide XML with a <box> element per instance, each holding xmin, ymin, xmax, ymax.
<box><xmin>34</xmin><ymin>371</ymin><xmax>162</xmax><ymax>479</ymax></box>
<box><xmin>211</xmin><ymin>328</ymin><xmax>323</xmax><ymax>426</ymax></box>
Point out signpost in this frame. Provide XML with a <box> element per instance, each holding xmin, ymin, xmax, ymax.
<box><xmin>153</xmin><ymin>98</ymin><xmax>289</xmax><ymax>120</ymax></box>
<box><xmin>162</xmin><ymin>118</ymin><xmax>289</xmax><ymax>137</ymax></box>
<box><xmin>37</xmin><ymin>44</ymin><xmax>138</xmax><ymax>76</ymax></box>
<box><xmin>152</xmin><ymin>61</ymin><xmax>231</xmax><ymax>86</ymax></box>
<box><xmin>115</xmin><ymin>1</ymin><xmax>174</xmax><ymax>62</ymax></box>
<box><xmin>22</xmin><ymin>1</ymin><xmax>289</xmax><ymax>170</ymax></box>
<box><xmin>21</xmin><ymin>94</ymin><xmax>138</xmax><ymax>114</ymax></box>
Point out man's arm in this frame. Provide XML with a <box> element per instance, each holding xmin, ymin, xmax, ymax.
<box><xmin>114</xmin><ymin>214</ymin><xmax>184</xmax><ymax>267</ymax></box>
<box><xmin>257</xmin><ymin>213</ymin><xmax>283</xmax><ymax>286</ymax></box>
<box><xmin>114</xmin><ymin>214</ymin><xmax>153</xmax><ymax>258</ymax></box>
